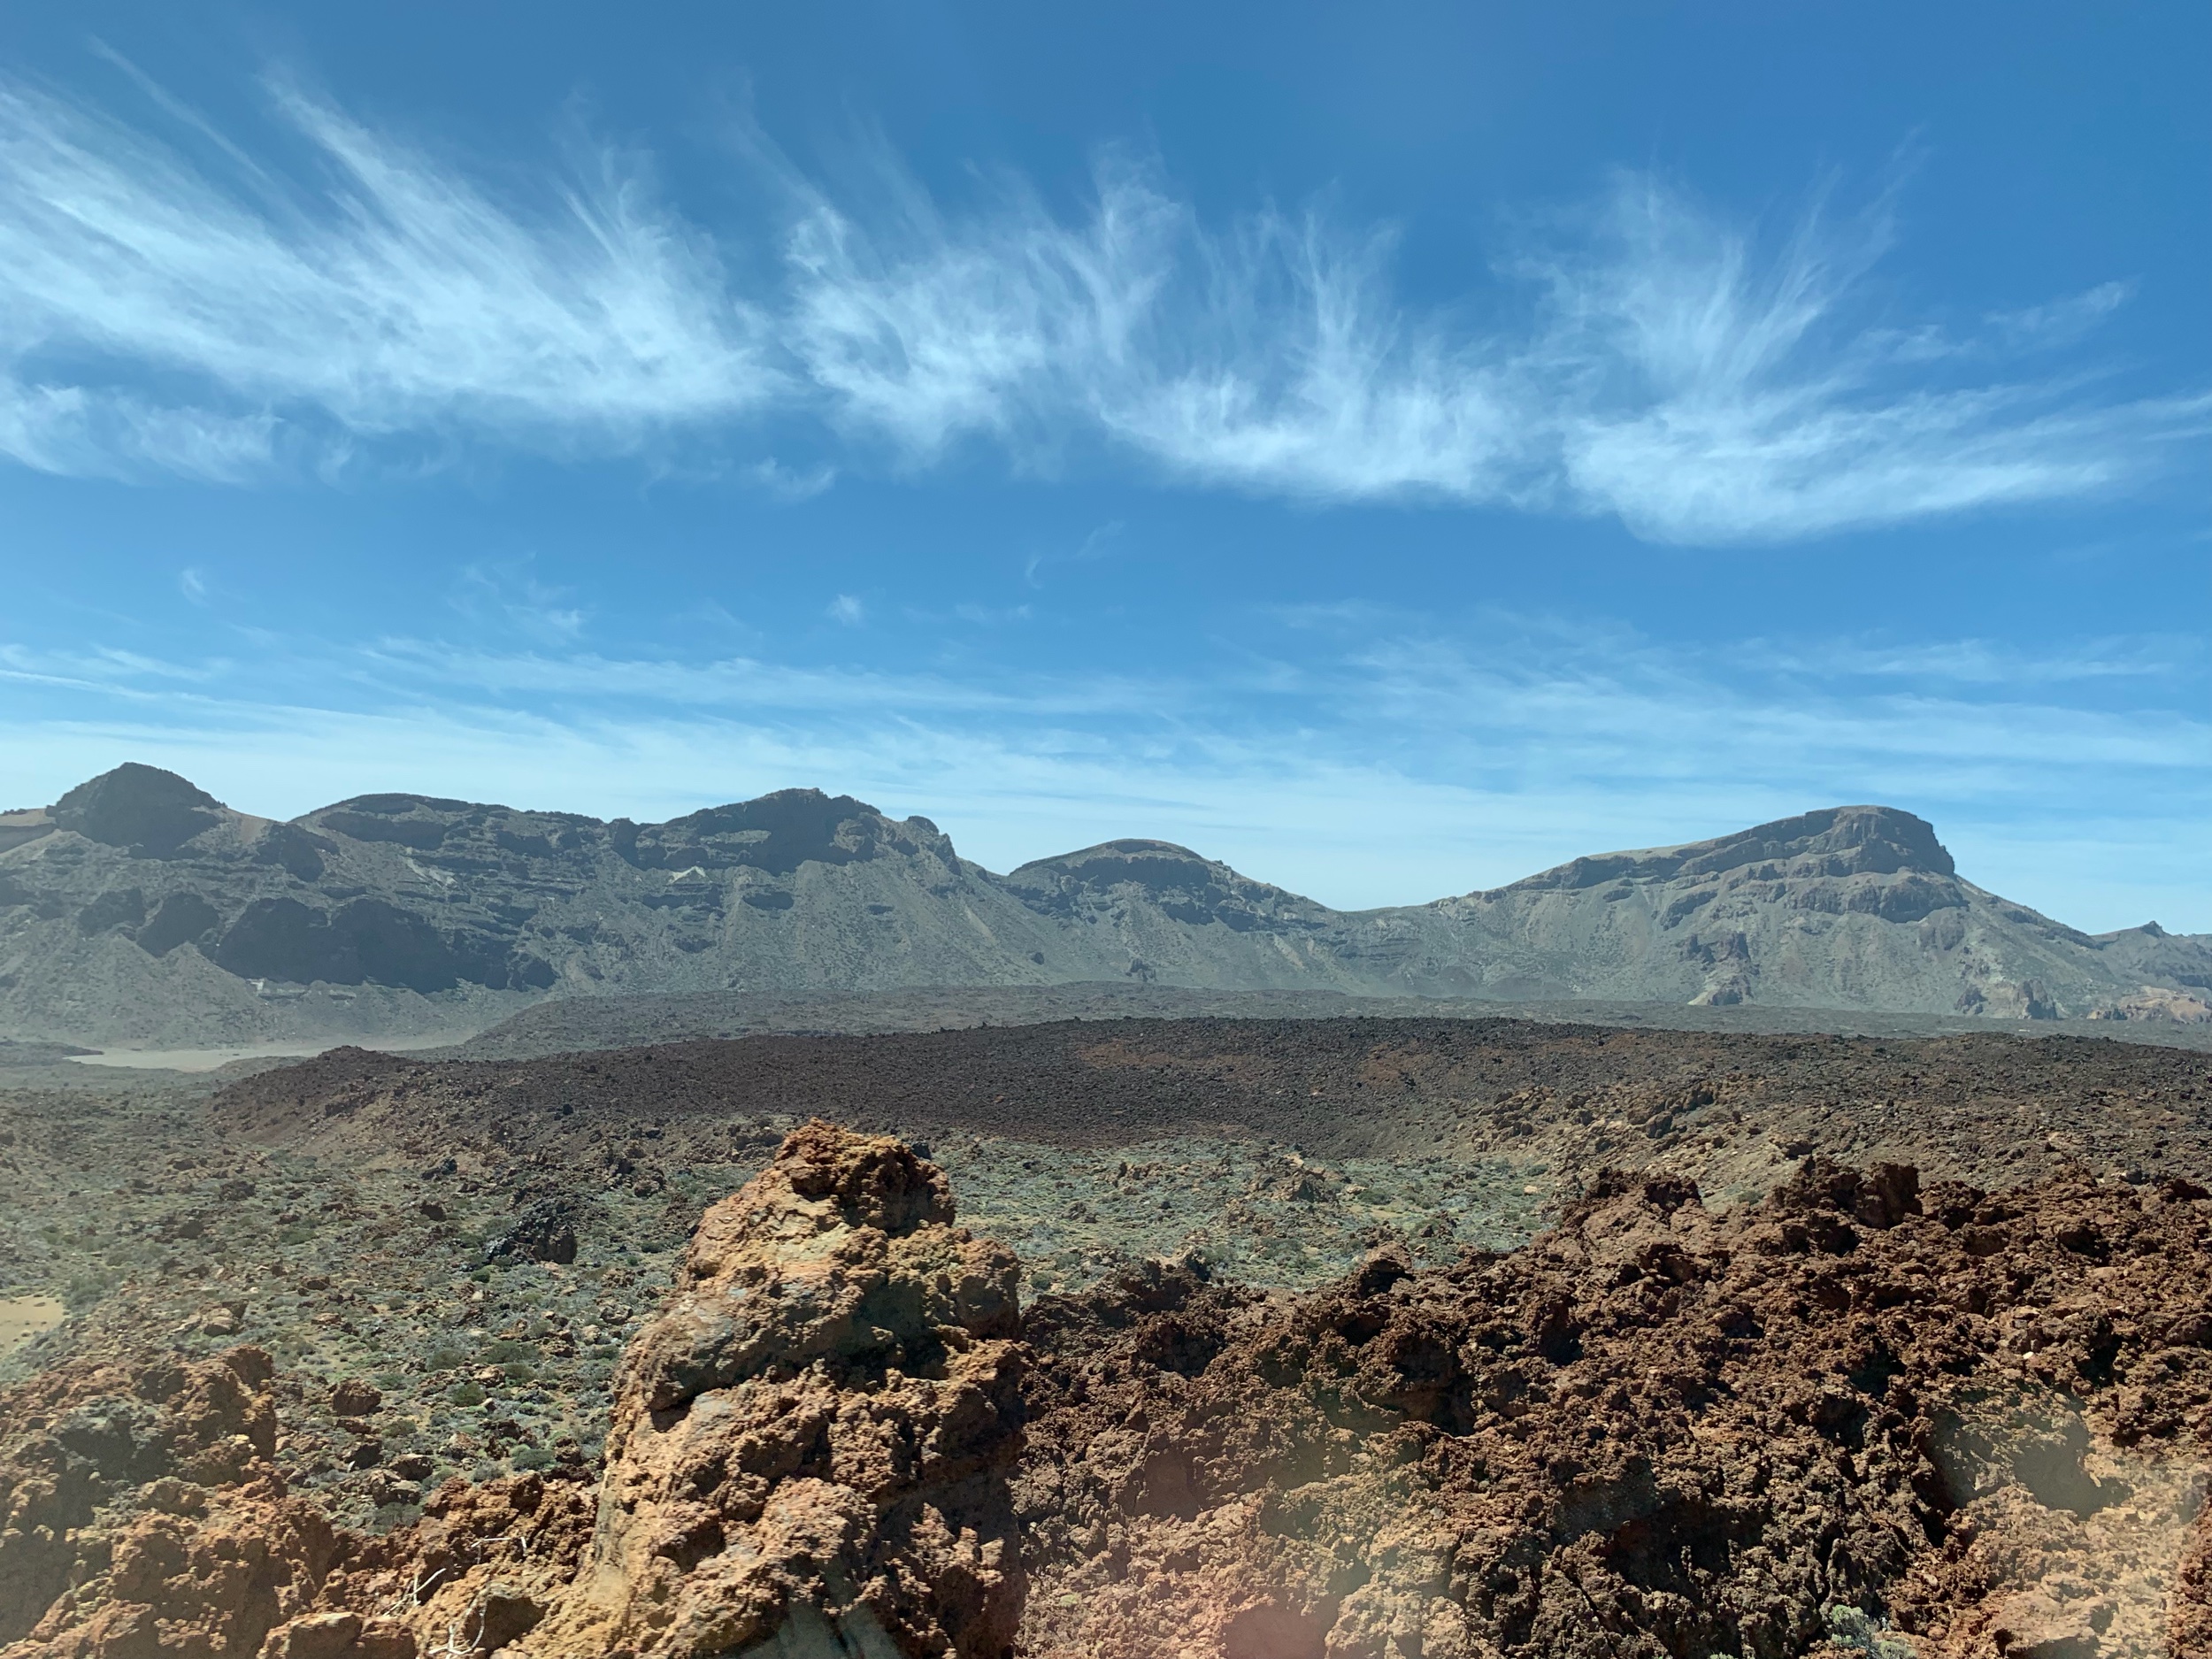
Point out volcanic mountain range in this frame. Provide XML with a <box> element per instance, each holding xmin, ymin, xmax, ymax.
<box><xmin>0</xmin><ymin>762</ymin><xmax>2204</xmax><ymax>1048</ymax></box>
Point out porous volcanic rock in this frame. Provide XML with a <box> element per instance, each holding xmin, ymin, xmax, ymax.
<box><xmin>16</xmin><ymin>1108</ymin><xmax>2212</xmax><ymax>1658</ymax></box>
<box><xmin>3</xmin><ymin>1127</ymin><xmax>1028</xmax><ymax>1659</ymax></box>
<box><xmin>511</xmin><ymin>1120</ymin><xmax>1027</xmax><ymax>1659</ymax></box>
<box><xmin>305</xmin><ymin>1471</ymin><xmax>596</xmax><ymax>1659</ymax></box>
<box><xmin>1012</xmin><ymin>1161</ymin><xmax>2212</xmax><ymax>1659</ymax></box>
<box><xmin>0</xmin><ymin>1346</ymin><xmax>343</xmax><ymax>1659</ymax></box>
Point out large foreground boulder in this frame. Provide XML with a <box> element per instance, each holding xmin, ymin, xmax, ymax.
<box><xmin>514</xmin><ymin>1121</ymin><xmax>1026</xmax><ymax>1658</ymax></box>
<box><xmin>4</xmin><ymin>1127</ymin><xmax>1026</xmax><ymax>1659</ymax></box>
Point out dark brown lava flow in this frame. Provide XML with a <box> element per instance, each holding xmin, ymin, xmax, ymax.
<box><xmin>212</xmin><ymin>1016</ymin><xmax>2212</xmax><ymax>1196</ymax></box>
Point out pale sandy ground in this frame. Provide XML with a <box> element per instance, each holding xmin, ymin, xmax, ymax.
<box><xmin>0</xmin><ymin>1294</ymin><xmax>64</xmax><ymax>1359</ymax></box>
<box><xmin>66</xmin><ymin>1033</ymin><xmax>475</xmax><ymax>1072</ymax></box>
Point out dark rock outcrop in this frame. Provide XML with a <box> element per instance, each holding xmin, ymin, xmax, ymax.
<box><xmin>50</xmin><ymin>764</ymin><xmax>226</xmax><ymax>859</ymax></box>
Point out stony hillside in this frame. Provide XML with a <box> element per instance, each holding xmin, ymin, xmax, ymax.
<box><xmin>0</xmin><ymin>764</ymin><xmax>2204</xmax><ymax>1048</ymax></box>
<box><xmin>1356</xmin><ymin>806</ymin><xmax>2212</xmax><ymax>1016</ymax></box>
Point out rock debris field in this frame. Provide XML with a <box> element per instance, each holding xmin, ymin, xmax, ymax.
<box><xmin>3</xmin><ymin>1013</ymin><xmax>2211</xmax><ymax>1657</ymax></box>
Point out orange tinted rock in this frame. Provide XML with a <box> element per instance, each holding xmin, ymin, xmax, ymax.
<box><xmin>514</xmin><ymin>1122</ymin><xmax>1025</xmax><ymax>1659</ymax></box>
<box><xmin>0</xmin><ymin>1349</ymin><xmax>303</xmax><ymax>1653</ymax></box>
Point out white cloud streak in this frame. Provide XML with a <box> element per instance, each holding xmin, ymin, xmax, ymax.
<box><xmin>0</xmin><ymin>78</ymin><xmax>773</xmax><ymax>476</ymax></box>
<box><xmin>0</xmin><ymin>74</ymin><xmax>2200</xmax><ymax>538</ymax></box>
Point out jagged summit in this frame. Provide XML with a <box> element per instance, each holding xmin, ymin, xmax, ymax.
<box><xmin>615</xmin><ymin>788</ymin><xmax>947</xmax><ymax>875</ymax></box>
<box><xmin>295</xmin><ymin>784</ymin><xmax>948</xmax><ymax>876</ymax></box>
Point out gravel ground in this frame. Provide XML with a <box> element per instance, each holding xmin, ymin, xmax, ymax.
<box><xmin>936</xmin><ymin>1134</ymin><xmax>1551</xmax><ymax>1293</ymax></box>
<box><xmin>7</xmin><ymin>1010</ymin><xmax>2210</xmax><ymax>1540</ymax></box>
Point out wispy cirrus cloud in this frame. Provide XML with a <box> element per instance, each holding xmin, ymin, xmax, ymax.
<box><xmin>0</xmin><ymin>75</ymin><xmax>774</xmax><ymax>475</ymax></box>
<box><xmin>0</xmin><ymin>375</ymin><xmax>280</xmax><ymax>480</ymax></box>
<box><xmin>1733</xmin><ymin>632</ymin><xmax>2196</xmax><ymax>686</ymax></box>
<box><xmin>0</xmin><ymin>72</ymin><xmax>2201</xmax><ymax>539</ymax></box>
<box><xmin>1514</xmin><ymin>180</ymin><xmax>2203</xmax><ymax>541</ymax></box>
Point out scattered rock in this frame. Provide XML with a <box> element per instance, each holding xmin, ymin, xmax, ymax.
<box><xmin>485</xmin><ymin>1196</ymin><xmax>580</xmax><ymax>1266</ymax></box>
<box><xmin>15</xmin><ymin>1010</ymin><xmax>2212</xmax><ymax>1659</ymax></box>
<box><xmin>328</xmin><ymin>1379</ymin><xmax>381</xmax><ymax>1418</ymax></box>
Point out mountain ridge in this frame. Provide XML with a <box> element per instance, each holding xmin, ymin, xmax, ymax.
<box><xmin>1</xmin><ymin>764</ymin><xmax>2205</xmax><ymax>1048</ymax></box>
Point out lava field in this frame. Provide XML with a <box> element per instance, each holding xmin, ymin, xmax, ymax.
<box><xmin>3</xmin><ymin>1015</ymin><xmax>2209</xmax><ymax>1657</ymax></box>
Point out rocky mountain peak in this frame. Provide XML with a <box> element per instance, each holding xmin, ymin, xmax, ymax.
<box><xmin>1005</xmin><ymin>839</ymin><xmax>1327</xmax><ymax>933</ymax></box>
<box><xmin>1010</xmin><ymin>839</ymin><xmax>1228</xmax><ymax>891</ymax></box>
<box><xmin>1768</xmin><ymin>803</ymin><xmax>1956</xmax><ymax>877</ymax></box>
<box><xmin>50</xmin><ymin>764</ymin><xmax>229</xmax><ymax>857</ymax></box>
<box><xmin>1503</xmin><ymin>804</ymin><xmax>1957</xmax><ymax>894</ymax></box>
<box><xmin>621</xmin><ymin>787</ymin><xmax>947</xmax><ymax>874</ymax></box>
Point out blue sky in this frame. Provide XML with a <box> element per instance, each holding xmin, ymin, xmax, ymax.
<box><xmin>2</xmin><ymin>2</ymin><xmax>2206</xmax><ymax>931</ymax></box>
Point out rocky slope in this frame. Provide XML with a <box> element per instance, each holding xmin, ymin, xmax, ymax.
<box><xmin>195</xmin><ymin>1014</ymin><xmax>2212</xmax><ymax>1303</ymax></box>
<box><xmin>9</xmin><ymin>1121</ymin><xmax>2212</xmax><ymax>1658</ymax></box>
<box><xmin>1353</xmin><ymin>807</ymin><xmax>2212</xmax><ymax>1018</ymax></box>
<box><xmin>3</xmin><ymin>765</ymin><xmax>2205</xmax><ymax>1048</ymax></box>
<box><xmin>1014</xmin><ymin>1158</ymin><xmax>2212</xmax><ymax>1659</ymax></box>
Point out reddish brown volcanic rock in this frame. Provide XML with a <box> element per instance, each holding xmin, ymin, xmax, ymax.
<box><xmin>510</xmin><ymin>1121</ymin><xmax>1027</xmax><ymax>1659</ymax></box>
<box><xmin>1</xmin><ymin>1347</ymin><xmax>345</xmax><ymax>1659</ymax></box>
<box><xmin>12</xmin><ymin>1125</ymin><xmax>2212</xmax><ymax>1658</ymax></box>
<box><xmin>3</xmin><ymin>1127</ymin><xmax>1027</xmax><ymax>1659</ymax></box>
<box><xmin>1012</xmin><ymin>1163</ymin><xmax>2212</xmax><ymax>1658</ymax></box>
<box><xmin>307</xmin><ymin>1471</ymin><xmax>595</xmax><ymax>1659</ymax></box>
